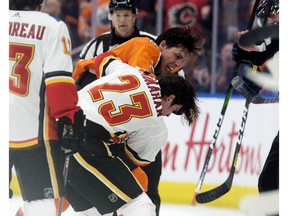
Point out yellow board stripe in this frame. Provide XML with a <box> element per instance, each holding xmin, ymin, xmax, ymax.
<box><xmin>11</xmin><ymin>175</ymin><xmax>257</xmax><ymax>209</ymax></box>
<box><xmin>159</xmin><ymin>181</ymin><xmax>258</xmax><ymax>208</ymax></box>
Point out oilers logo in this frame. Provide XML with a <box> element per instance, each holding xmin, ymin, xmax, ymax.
<box><xmin>168</xmin><ymin>3</ymin><xmax>198</xmax><ymax>28</ymax></box>
<box><xmin>96</xmin><ymin>4</ymin><xmax>110</xmax><ymax>27</ymax></box>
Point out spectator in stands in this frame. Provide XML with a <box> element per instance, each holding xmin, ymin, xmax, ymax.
<box><xmin>215</xmin><ymin>41</ymin><xmax>235</xmax><ymax>92</ymax></box>
<box><xmin>41</xmin><ymin>0</ymin><xmax>62</xmax><ymax>18</ymax></box>
<box><xmin>183</xmin><ymin>57</ymin><xmax>211</xmax><ymax>92</ymax></box>
<box><xmin>203</xmin><ymin>0</ymin><xmax>254</xmax><ymax>49</ymax></box>
<box><xmin>62</xmin><ymin>0</ymin><xmax>82</xmax><ymax>48</ymax></box>
<box><xmin>78</xmin><ymin>0</ymin><xmax>110</xmax><ymax>43</ymax></box>
<box><xmin>136</xmin><ymin>0</ymin><xmax>157</xmax><ymax>35</ymax></box>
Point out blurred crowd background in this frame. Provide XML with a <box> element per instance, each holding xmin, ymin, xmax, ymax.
<box><xmin>41</xmin><ymin>0</ymin><xmax>276</xmax><ymax>95</ymax></box>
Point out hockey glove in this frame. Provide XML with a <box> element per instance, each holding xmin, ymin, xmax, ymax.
<box><xmin>132</xmin><ymin>166</ymin><xmax>148</xmax><ymax>192</ymax></box>
<box><xmin>232</xmin><ymin>42</ymin><xmax>240</xmax><ymax>62</ymax></box>
<box><xmin>232</xmin><ymin>42</ymin><xmax>252</xmax><ymax>64</ymax></box>
<box><xmin>57</xmin><ymin>109</ymin><xmax>86</xmax><ymax>155</ymax></box>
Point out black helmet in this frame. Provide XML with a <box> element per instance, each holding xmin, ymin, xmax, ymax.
<box><xmin>9</xmin><ymin>0</ymin><xmax>45</xmax><ymax>10</ymax></box>
<box><xmin>256</xmin><ymin>0</ymin><xmax>279</xmax><ymax>19</ymax></box>
<box><xmin>109</xmin><ymin>0</ymin><xmax>137</xmax><ymax>14</ymax></box>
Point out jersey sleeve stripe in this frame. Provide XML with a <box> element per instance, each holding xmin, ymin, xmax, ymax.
<box><xmin>45</xmin><ymin>77</ymin><xmax>75</xmax><ymax>85</ymax></box>
<box><xmin>45</xmin><ymin>71</ymin><xmax>73</xmax><ymax>78</ymax></box>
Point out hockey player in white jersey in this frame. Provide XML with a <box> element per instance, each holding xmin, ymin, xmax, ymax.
<box><xmin>9</xmin><ymin>0</ymin><xmax>83</xmax><ymax>215</ymax></box>
<box><xmin>65</xmin><ymin>58</ymin><xmax>200</xmax><ymax>216</ymax></box>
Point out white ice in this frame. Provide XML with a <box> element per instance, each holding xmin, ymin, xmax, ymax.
<box><xmin>9</xmin><ymin>196</ymin><xmax>245</xmax><ymax>216</ymax></box>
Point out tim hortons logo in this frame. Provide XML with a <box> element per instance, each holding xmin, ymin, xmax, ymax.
<box><xmin>162</xmin><ymin>112</ymin><xmax>262</xmax><ymax>175</ymax></box>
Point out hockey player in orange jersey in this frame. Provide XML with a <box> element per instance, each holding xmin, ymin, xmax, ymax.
<box><xmin>73</xmin><ymin>26</ymin><xmax>204</xmax><ymax>82</ymax></box>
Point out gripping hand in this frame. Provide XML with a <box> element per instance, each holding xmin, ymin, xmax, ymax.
<box><xmin>57</xmin><ymin>109</ymin><xmax>86</xmax><ymax>154</ymax></box>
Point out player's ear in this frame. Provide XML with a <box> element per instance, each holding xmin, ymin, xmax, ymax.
<box><xmin>166</xmin><ymin>95</ymin><xmax>175</xmax><ymax>103</ymax></box>
<box><xmin>159</xmin><ymin>40</ymin><xmax>167</xmax><ymax>49</ymax></box>
<box><xmin>167</xmin><ymin>95</ymin><xmax>175</xmax><ymax>100</ymax></box>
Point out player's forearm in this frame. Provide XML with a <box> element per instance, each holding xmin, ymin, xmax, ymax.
<box><xmin>46</xmin><ymin>74</ymin><xmax>80</xmax><ymax>122</ymax></box>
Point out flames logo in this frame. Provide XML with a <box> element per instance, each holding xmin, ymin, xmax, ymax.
<box><xmin>168</xmin><ymin>3</ymin><xmax>198</xmax><ymax>28</ymax></box>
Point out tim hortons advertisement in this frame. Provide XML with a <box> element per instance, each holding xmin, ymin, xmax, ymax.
<box><xmin>161</xmin><ymin>97</ymin><xmax>279</xmax><ymax>187</ymax></box>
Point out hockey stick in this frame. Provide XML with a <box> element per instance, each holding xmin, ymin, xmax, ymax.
<box><xmin>238</xmin><ymin>24</ymin><xmax>279</xmax><ymax>47</ymax></box>
<box><xmin>191</xmin><ymin>0</ymin><xmax>261</xmax><ymax>206</ymax></box>
<box><xmin>231</xmin><ymin>75</ymin><xmax>279</xmax><ymax>104</ymax></box>
<box><xmin>57</xmin><ymin>155</ymin><xmax>70</xmax><ymax>216</ymax></box>
<box><xmin>191</xmin><ymin>85</ymin><xmax>233</xmax><ymax>205</ymax></box>
<box><xmin>196</xmin><ymin>100</ymin><xmax>250</xmax><ymax>203</ymax></box>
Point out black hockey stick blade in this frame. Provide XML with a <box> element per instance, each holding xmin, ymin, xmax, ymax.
<box><xmin>238</xmin><ymin>24</ymin><xmax>279</xmax><ymax>47</ymax></box>
<box><xmin>231</xmin><ymin>76</ymin><xmax>279</xmax><ymax>104</ymax></box>
<box><xmin>196</xmin><ymin>176</ymin><xmax>233</xmax><ymax>203</ymax></box>
<box><xmin>196</xmin><ymin>122</ymin><xmax>243</xmax><ymax>204</ymax></box>
<box><xmin>196</xmin><ymin>135</ymin><xmax>241</xmax><ymax>203</ymax></box>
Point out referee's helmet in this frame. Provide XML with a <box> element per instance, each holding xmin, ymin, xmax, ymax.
<box><xmin>109</xmin><ymin>0</ymin><xmax>137</xmax><ymax>14</ymax></box>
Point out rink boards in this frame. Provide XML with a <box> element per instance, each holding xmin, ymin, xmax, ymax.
<box><xmin>160</xmin><ymin>96</ymin><xmax>278</xmax><ymax>208</ymax></box>
<box><xmin>10</xmin><ymin>96</ymin><xmax>279</xmax><ymax>209</ymax></box>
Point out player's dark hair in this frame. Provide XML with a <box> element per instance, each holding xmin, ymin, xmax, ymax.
<box><xmin>156</xmin><ymin>26</ymin><xmax>204</xmax><ymax>57</ymax></box>
<box><xmin>9</xmin><ymin>0</ymin><xmax>44</xmax><ymax>10</ymax></box>
<box><xmin>158</xmin><ymin>73</ymin><xmax>200</xmax><ymax>125</ymax></box>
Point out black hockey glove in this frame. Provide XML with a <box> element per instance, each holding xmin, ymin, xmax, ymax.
<box><xmin>232</xmin><ymin>42</ymin><xmax>262</xmax><ymax>93</ymax></box>
<box><xmin>232</xmin><ymin>42</ymin><xmax>251</xmax><ymax>64</ymax></box>
<box><xmin>232</xmin><ymin>42</ymin><xmax>240</xmax><ymax>62</ymax></box>
<box><xmin>57</xmin><ymin>109</ymin><xmax>86</xmax><ymax>155</ymax></box>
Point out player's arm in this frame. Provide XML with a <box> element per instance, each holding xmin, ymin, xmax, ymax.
<box><xmin>234</xmin><ymin>38</ymin><xmax>279</xmax><ymax>66</ymax></box>
<box><xmin>73</xmin><ymin>31</ymin><xmax>102</xmax><ymax>81</ymax></box>
<box><xmin>44</xmin><ymin>21</ymin><xmax>85</xmax><ymax>153</ymax></box>
<box><xmin>44</xmin><ymin>21</ymin><xmax>80</xmax><ymax>122</ymax></box>
<box><xmin>72</xmin><ymin>57</ymin><xmax>98</xmax><ymax>81</ymax></box>
<box><xmin>73</xmin><ymin>50</ymin><xmax>121</xmax><ymax>81</ymax></box>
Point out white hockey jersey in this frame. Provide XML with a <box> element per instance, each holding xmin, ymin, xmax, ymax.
<box><xmin>78</xmin><ymin>60</ymin><xmax>168</xmax><ymax>163</ymax></box>
<box><xmin>9</xmin><ymin>10</ymin><xmax>78</xmax><ymax>148</ymax></box>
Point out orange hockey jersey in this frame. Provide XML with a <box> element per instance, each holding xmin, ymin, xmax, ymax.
<box><xmin>73</xmin><ymin>37</ymin><xmax>161</xmax><ymax>80</ymax></box>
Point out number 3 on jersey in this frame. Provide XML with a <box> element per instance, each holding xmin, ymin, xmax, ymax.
<box><xmin>9</xmin><ymin>43</ymin><xmax>34</xmax><ymax>96</ymax></box>
<box><xmin>9</xmin><ymin>37</ymin><xmax>70</xmax><ymax>96</ymax></box>
<box><xmin>88</xmin><ymin>74</ymin><xmax>153</xmax><ymax>126</ymax></box>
